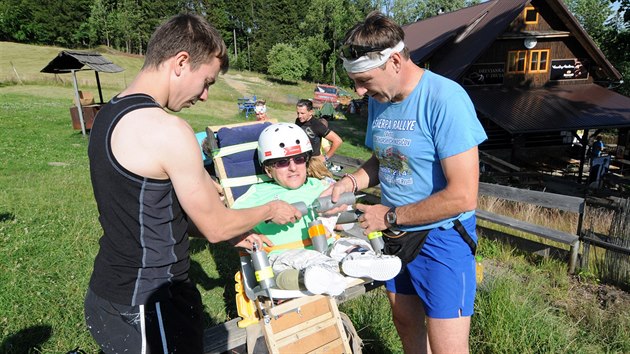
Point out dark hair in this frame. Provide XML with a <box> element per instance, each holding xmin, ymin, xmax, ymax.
<box><xmin>342</xmin><ymin>11</ymin><xmax>410</xmax><ymax>60</ymax></box>
<box><xmin>296</xmin><ymin>99</ymin><xmax>313</xmax><ymax>111</ymax></box>
<box><xmin>143</xmin><ymin>14</ymin><xmax>229</xmax><ymax>73</ymax></box>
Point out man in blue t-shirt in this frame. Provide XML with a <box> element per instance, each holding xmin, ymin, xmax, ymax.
<box><xmin>328</xmin><ymin>11</ymin><xmax>488</xmax><ymax>354</ymax></box>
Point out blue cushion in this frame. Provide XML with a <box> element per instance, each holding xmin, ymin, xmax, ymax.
<box><xmin>216</xmin><ymin>122</ymin><xmax>272</xmax><ymax>199</ymax></box>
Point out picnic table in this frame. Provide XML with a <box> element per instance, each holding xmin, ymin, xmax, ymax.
<box><xmin>237</xmin><ymin>95</ymin><xmax>256</xmax><ymax>119</ymax></box>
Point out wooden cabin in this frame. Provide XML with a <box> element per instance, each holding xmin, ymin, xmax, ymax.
<box><xmin>403</xmin><ymin>0</ymin><xmax>630</xmax><ymax>166</ymax></box>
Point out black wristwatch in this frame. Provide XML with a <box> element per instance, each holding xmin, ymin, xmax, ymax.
<box><xmin>385</xmin><ymin>207</ymin><xmax>398</xmax><ymax>229</ymax></box>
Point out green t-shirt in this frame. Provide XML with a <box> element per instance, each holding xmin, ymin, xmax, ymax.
<box><xmin>232</xmin><ymin>177</ymin><xmax>333</xmax><ymax>255</ymax></box>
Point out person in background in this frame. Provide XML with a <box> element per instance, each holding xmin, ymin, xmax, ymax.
<box><xmin>591</xmin><ymin>135</ymin><xmax>605</xmax><ymax>158</ymax></box>
<box><xmin>254</xmin><ymin>99</ymin><xmax>271</xmax><ymax>122</ymax></box>
<box><xmin>327</xmin><ymin>11</ymin><xmax>487</xmax><ymax>354</ymax></box>
<box><xmin>295</xmin><ymin>99</ymin><xmax>343</xmax><ymax>162</ymax></box>
<box><xmin>84</xmin><ymin>14</ymin><xmax>300</xmax><ymax>354</ymax></box>
<box><xmin>319</xmin><ymin>117</ymin><xmax>332</xmax><ymax>157</ymax></box>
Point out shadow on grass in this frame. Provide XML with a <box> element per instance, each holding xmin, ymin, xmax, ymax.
<box><xmin>265</xmin><ymin>77</ymin><xmax>300</xmax><ymax>86</ymax></box>
<box><xmin>0</xmin><ymin>325</ymin><xmax>52</xmax><ymax>354</ymax></box>
<box><xmin>355</xmin><ymin>328</ymin><xmax>397</xmax><ymax>354</ymax></box>
<box><xmin>0</xmin><ymin>212</ymin><xmax>15</xmax><ymax>222</ymax></box>
<box><xmin>189</xmin><ymin>238</ymin><xmax>241</xmax><ymax>321</ymax></box>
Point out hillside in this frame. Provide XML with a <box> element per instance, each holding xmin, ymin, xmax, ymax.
<box><xmin>0</xmin><ymin>41</ymin><xmax>363</xmax><ymax>134</ymax></box>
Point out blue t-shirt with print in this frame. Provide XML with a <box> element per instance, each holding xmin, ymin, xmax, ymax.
<box><xmin>366</xmin><ymin>70</ymin><xmax>487</xmax><ymax>231</ymax></box>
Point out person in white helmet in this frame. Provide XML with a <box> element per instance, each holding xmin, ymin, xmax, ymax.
<box><xmin>232</xmin><ymin>122</ymin><xmax>402</xmax><ymax>296</ymax></box>
<box><xmin>253</xmin><ymin>99</ymin><xmax>271</xmax><ymax>122</ymax></box>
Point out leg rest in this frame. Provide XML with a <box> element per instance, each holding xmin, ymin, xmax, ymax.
<box><xmin>259</xmin><ymin>295</ymin><xmax>352</xmax><ymax>354</ymax></box>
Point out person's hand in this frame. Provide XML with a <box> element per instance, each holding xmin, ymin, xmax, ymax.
<box><xmin>356</xmin><ymin>203</ymin><xmax>390</xmax><ymax>235</ymax></box>
<box><xmin>232</xmin><ymin>231</ymin><xmax>274</xmax><ymax>250</ymax></box>
<box><xmin>319</xmin><ymin>182</ymin><xmax>353</xmax><ymax>216</ymax></box>
<box><xmin>266</xmin><ymin>200</ymin><xmax>302</xmax><ymax>224</ymax></box>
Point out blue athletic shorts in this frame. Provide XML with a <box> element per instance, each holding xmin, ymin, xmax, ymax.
<box><xmin>385</xmin><ymin>215</ymin><xmax>477</xmax><ymax>319</ymax></box>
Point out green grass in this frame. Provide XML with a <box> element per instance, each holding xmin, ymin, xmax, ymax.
<box><xmin>2</xmin><ymin>41</ymin><xmax>629</xmax><ymax>353</ymax></box>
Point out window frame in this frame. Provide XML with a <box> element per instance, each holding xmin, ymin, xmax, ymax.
<box><xmin>507</xmin><ymin>50</ymin><xmax>527</xmax><ymax>73</ymax></box>
<box><xmin>524</xmin><ymin>5</ymin><xmax>538</xmax><ymax>24</ymax></box>
<box><xmin>528</xmin><ymin>49</ymin><xmax>550</xmax><ymax>73</ymax></box>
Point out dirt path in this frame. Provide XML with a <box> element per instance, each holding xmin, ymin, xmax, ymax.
<box><xmin>221</xmin><ymin>73</ymin><xmax>268</xmax><ymax>97</ymax></box>
<box><xmin>222</xmin><ymin>74</ymin><xmax>249</xmax><ymax>95</ymax></box>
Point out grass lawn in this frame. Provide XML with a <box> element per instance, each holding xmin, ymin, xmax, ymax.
<box><xmin>1</xmin><ymin>41</ymin><xmax>629</xmax><ymax>353</ymax></box>
<box><xmin>0</xmin><ymin>78</ymin><xmax>371</xmax><ymax>352</ymax></box>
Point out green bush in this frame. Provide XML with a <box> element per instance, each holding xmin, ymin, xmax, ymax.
<box><xmin>266</xmin><ymin>43</ymin><xmax>308</xmax><ymax>83</ymax></box>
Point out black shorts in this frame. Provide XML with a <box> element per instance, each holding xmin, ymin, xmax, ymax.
<box><xmin>84</xmin><ymin>282</ymin><xmax>204</xmax><ymax>354</ymax></box>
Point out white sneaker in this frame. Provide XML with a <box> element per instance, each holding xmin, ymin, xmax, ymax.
<box><xmin>341</xmin><ymin>252</ymin><xmax>402</xmax><ymax>281</ymax></box>
<box><xmin>303</xmin><ymin>264</ymin><xmax>346</xmax><ymax>296</ymax></box>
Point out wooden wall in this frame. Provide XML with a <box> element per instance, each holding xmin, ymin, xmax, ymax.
<box><xmin>464</xmin><ymin>1</ymin><xmax>594</xmax><ymax>89</ymax></box>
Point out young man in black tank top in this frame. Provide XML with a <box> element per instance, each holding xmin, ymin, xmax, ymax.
<box><xmin>84</xmin><ymin>14</ymin><xmax>301</xmax><ymax>354</ymax></box>
<box><xmin>295</xmin><ymin>99</ymin><xmax>343</xmax><ymax>162</ymax></box>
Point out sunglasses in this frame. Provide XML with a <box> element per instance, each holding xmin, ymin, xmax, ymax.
<box><xmin>339</xmin><ymin>44</ymin><xmax>386</xmax><ymax>60</ymax></box>
<box><xmin>268</xmin><ymin>154</ymin><xmax>310</xmax><ymax>169</ymax></box>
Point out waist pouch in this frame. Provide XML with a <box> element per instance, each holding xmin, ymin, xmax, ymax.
<box><xmin>382</xmin><ymin>219</ymin><xmax>476</xmax><ymax>266</ymax></box>
<box><xmin>382</xmin><ymin>229</ymin><xmax>430</xmax><ymax>266</ymax></box>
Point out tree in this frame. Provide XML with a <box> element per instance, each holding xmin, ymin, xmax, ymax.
<box><xmin>565</xmin><ymin>0</ymin><xmax>612</xmax><ymax>46</ymax></box>
<box><xmin>87</xmin><ymin>0</ymin><xmax>114</xmax><ymax>47</ymax></box>
<box><xmin>0</xmin><ymin>0</ymin><xmax>34</xmax><ymax>42</ymax></box>
<box><xmin>613</xmin><ymin>0</ymin><xmax>630</xmax><ymax>24</ymax></box>
<box><xmin>299</xmin><ymin>35</ymin><xmax>330</xmax><ymax>82</ymax></box>
<box><xmin>267</xmin><ymin>43</ymin><xmax>308</xmax><ymax>82</ymax></box>
<box><xmin>566</xmin><ymin>0</ymin><xmax>628</xmax><ymax>94</ymax></box>
<box><xmin>601</xmin><ymin>3</ymin><xmax>630</xmax><ymax>95</ymax></box>
<box><xmin>300</xmin><ymin>0</ymin><xmax>373</xmax><ymax>85</ymax></box>
<box><xmin>250</xmin><ymin>0</ymin><xmax>310</xmax><ymax>73</ymax></box>
<box><xmin>384</xmin><ymin>0</ymin><xmax>479</xmax><ymax>26</ymax></box>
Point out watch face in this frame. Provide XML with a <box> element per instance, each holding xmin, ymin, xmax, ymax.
<box><xmin>386</xmin><ymin>211</ymin><xmax>396</xmax><ymax>224</ymax></box>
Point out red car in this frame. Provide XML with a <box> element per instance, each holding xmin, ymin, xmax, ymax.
<box><xmin>312</xmin><ymin>84</ymin><xmax>351</xmax><ymax>108</ymax></box>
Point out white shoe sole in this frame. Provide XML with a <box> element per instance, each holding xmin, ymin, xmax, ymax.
<box><xmin>303</xmin><ymin>267</ymin><xmax>346</xmax><ymax>296</ymax></box>
<box><xmin>342</xmin><ymin>256</ymin><xmax>402</xmax><ymax>281</ymax></box>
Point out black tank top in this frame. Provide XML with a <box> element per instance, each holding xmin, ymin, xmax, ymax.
<box><xmin>88</xmin><ymin>94</ymin><xmax>190</xmax><ymax>306</ymax></box>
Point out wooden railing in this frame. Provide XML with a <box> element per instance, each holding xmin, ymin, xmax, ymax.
<box><xmin>476</xmin><ymin>182</ymin><xmax>584</xmax><ymax>273</ymax></box>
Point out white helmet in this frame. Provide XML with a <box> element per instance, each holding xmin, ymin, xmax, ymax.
<box><xmin>258</xmin><ymin>123</ymin><xmax>312</xmax><ymax>164</ymax></box>
<box><xmin>254</xmin><ymin>104</ymin><xmax>267</xmax><ymax>114</ymax></box>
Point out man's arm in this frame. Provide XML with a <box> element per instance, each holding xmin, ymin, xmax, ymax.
<box><xmin>322</xmin><ymin>130</ymin><xmax>343</xmax><ymax>159</ymax></box>
<box><xmin>394</xmin><ymin>146</ymin><xmax>479</xmax><ymax>226</ymax></box>
<box><xmin>323</xmin><ymin>153</ymin><xmax>380</xmax><ymax>213</ymax></box>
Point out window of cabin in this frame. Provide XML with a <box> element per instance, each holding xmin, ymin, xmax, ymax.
<box><xmin>507</xmin><ymin>51</ymin><xmax>527</xmax><ymax>73</ymax></box>
<box><xmin>524</xmin><ymin>6</ymin><xmax>538</xmax><ymax>24</ymax></box>
<box><xmin>528</xmin><ymin>49</ymin><xmax>550</xmax><ymax>73</ymax></box>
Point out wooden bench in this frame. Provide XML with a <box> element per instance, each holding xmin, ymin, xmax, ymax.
<box><xmin>477</xmin><ymin>182</ymin><xmax>584</xmax><ymax>273</ymax></box>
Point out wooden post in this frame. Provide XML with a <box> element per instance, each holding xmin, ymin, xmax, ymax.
<box><xmin>95</xmin><ymin>71</ymin><xmax>104</xmax><ymax>104</ymax></box>
<box><xmin>71</xmin><ymin>70</ymin><xmax>87</xmax><ymax>136</ymax></box>
<box><xmin>569</xmin><ymin>239</ymin><xmax>579</xmax><ymax>274</ymax></box>
<box><xmin>578</xmin><ymin>129</ymin><xmax>589</xmax><ymax>183</ymax></box>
